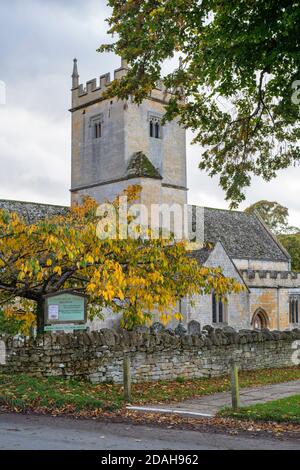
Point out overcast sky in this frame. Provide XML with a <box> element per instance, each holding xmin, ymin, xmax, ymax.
<box><xmin>0</xmin><ymin>0</ymin><xmax>300</xmax><ymax>226</ymax></box>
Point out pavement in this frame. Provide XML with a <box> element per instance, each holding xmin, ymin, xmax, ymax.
<box><xmin>0</xmin><ymin>413</ymin><xmax>299</xmax><ymax>450</ymax></box>
<box><xmin>127</xmin><ymin>380</ymin><xmax>300</xmax><ymax>417</ymax></box>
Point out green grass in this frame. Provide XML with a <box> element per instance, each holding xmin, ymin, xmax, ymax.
<box><xmin>0</xmin><ymin>366</ymin><xmax>300</xmax><ymax>415</ymax></box>
<box><xmin>131</xmin><ymin>366</ymin><xmax>300</xmax><ymax>404</ymax></box>
<box><xmin>220</xmin><ymin>395</ymin><xmax>300</xmax><ymax>424</ymax></box>
<box><xmin>0</xmin><ymin>374</ymin><xmax>124</xmax><ymax>413</ymax></box>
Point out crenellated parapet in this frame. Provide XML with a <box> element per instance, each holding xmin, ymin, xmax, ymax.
<box><xmin>71</xmin><ymin>68</ymin><xmax>113</xmax><ymax>110</ymax></box>
<box><xmin>241</xmin><ymin>269</ymin><xmax>300</xmax><ymax>288</ymax></box>
<box><xmin>70</xmin><ymin>58</ymin><xmax>170</xmax><ymax>111</ymax></box>
<box><xmin>70</xmin><ymin>55</ymin><xmax>187</xmax><ymax>208</ymax></box>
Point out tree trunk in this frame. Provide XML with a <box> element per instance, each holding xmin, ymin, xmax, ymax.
<box><xmin>36</xmin><ymin>298</ymin><xmax>45</xmax><ymax>335</ymax></box>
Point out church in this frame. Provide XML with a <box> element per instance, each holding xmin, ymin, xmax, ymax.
<box><xmin>1</xmin><ymin>58</ymin><xmax>300</xmax><ymax>331</ymax></box>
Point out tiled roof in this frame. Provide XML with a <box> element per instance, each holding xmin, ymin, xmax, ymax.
<box><xmin>189</xmin><ymin>246</ymin><xmax>214</xmax><ymax>265</ymax></box>
<box><xmin>190</xmin><ymin>206</ymin><xmax>290</xmax><ymax>262</ymax></box>
<box><xmin>0</xmin><ymin>199</ymin><xmax>68</xmax><ymax>224</ymax></box>
<box><xmin>0</xmin><ymin>198</ymin><xmax>290</xmax><ymax>263</ymax></box>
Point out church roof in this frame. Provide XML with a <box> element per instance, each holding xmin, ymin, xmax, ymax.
<box><xmin>190</xmin><ymin>241</ymin><xmax>251</xmax><ymax>291</ymax></box>
<box><xmin>190</xmin><ymin>206</ymin><xmax>290</xmax><ymax>262</ymax></box>
<box><xmin>0</xmin><ymin>198</ymin><xmax>290</xmax><ymax>263</ymax></box>
<box><xmin>127</xmin><ymin>152</ymin><xmax>162</xmax><ymax>180</ymax></box>
<box><xmin>0</xmin><ymin>199</ymin><xmax>68</xmax><ymax>224</ymax></box>
<box><xmin>189</xmin><ymin>245</ymin><xmax>214</xmax><ymax>265</ymax></box>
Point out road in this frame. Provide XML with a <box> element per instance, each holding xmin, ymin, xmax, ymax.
<box><xmin>0</xmin><ymin>413</ymin><xmax>299</xmax><ymax>450</ymax></box>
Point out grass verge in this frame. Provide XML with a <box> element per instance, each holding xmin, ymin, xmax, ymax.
<box><xmin>219</xmin><ymin>395</ymin><xmax>300</xmax><ymax>425</ymax></box>
<box><xmin>0</xmin><ymin>366</ymin><xmax>300</xmax><ymax>415</ymax></box>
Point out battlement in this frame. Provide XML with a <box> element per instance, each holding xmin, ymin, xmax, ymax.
<box><xmin>241</xmin><ymin>269</ymin><xmax>300</xmax><ymax>287</ymax></box>
<box><xmin>76</xmin><ymin>73</ymin><xmax>109</xmax><ymax>96</ymax></box>
<box><xmin>70</xmin><ymin>58</ymin><xmax>169</xmax><ymax>111</ymax></box>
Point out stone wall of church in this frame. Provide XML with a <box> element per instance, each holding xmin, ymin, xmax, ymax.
<box><xmin>71</xmin><ymin>177</ymin><xmax>143</xmax><ymax>207</ymax></box>
<box><xmin>122</xmin><ymin>99</ymin><xmax>187</xmax><ymax>190</ymax></box>
<box><xmin>71</xmin><ymin>97</ymin><xmax>126</xmax><ymax>193</ymax></box>
<box><xmin>234</xmin><ymin>259</ymin><xmax>290</xmax><ymax>271</ymax></box>
<box><xmin>161</xmin><ymin>186</ymin><xmax>188</xmax><ymax>211</ymax></box>
<box><xmin>1</xmin><ymin>326</ymin><xmax>299</xmax><ymax>384</ymax></box>
<box><xmin>185</xmin><ymin>242</ymin><xmax>250</xmax><ymax>329</ymax></box>
<box><xmin>248</xmin><ymin>288</ymin><xmax>290</xmax><ymax>330</ymax></box>
<box><xmin>186</xmin><ymin>293</ymin><xmax>250</xmax><ymax>330</ymax></box>
<box><xmin>241</xmin><ymin>270</ymin><xmax>300</xmax><ymax>330</ymax></box>
<box><xmin>71</xmin><ymin>64</ymin><xmax>187</xmax><ymax>208</ymax></box>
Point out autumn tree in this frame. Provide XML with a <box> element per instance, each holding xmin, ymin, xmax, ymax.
<box><xmin>0</xmin><ymin>309</ymin><xmax>23</xmax><ymax>336</ymax></box>
<box><xmin>0</xmin><ymin>186</ymin><xmax>242</xmax><ymax>334</ymax></box>
<box><xmin>278</xmin><ymin>232</ymin><xmax>300</xmax><ymax>271</ymax></box>
<box><xmin>0</xmin><ymin>306</ymin><xmax>35</xmax><ymax>336</ymax></box>
<box><xmin>244</xmin><ymin>200</ymin><xmax>298</xmax><ymax>235</ymax></box>
<box><xmin>245</xmin><ymin>200</ymin><xmax>300</xmax><ymax>270</ymax></box>
<box><xmin>100</xmin><ymin>0</ymin><xmax>300</xmax><ymax>207</ymax></box>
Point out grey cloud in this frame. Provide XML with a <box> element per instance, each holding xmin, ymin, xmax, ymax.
<box><xmin>0</xmin><ymin>0</ymin><xmax>300</xmax><ymax>226</ymax></box>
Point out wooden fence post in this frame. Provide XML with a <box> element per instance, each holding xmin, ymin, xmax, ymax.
<box><xmin>230</xmin><ymin>358</ymin><xmax>240</xmax><ymax>411</ymax></box>
<box><xmin>123</xmin><ymin>354</ymin><xmax>132</xmax><ymax>402</ymax></box>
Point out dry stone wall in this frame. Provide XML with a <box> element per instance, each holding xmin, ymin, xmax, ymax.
<box><xmin>1</xmin><ymin>324</ymin><xmax>300</xmax><ymax>384</ymax></box>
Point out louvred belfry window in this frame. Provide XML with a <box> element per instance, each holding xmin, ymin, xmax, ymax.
<box><xmin>149</xmin><ymin>113</ymin><xmax>162</xmax><ymax>139</ymax></box>
<box><xmin>94</xmin><ymin>122</ymin><xmax>102</xmax><ymax>139</ymax></box>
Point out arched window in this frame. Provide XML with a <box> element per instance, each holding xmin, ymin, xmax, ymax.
<box><xmin>212</xmin><ymin>292</ymin><xmax>227</xmax><ymax>324</ymax></box>
<box><xmin>251</xmin><ymin>308</ymin><xmax>269</xmax><ymax>330</ymax></box>
<box><xmin>155</xmin><ymin>122</ymin><xmax>160</xmax><ymax>139</ymax></box>
<box><xmin>149</xmin><ymin>117</ymin><xmax>162</xmax><ymax>139</ymax></box>
<box><xmin>94</xmin><ymin>121</ymin><xmax>102</xmax><ymax>139</ymax></box>
<box><xmin>150</xmin><ymin>121</ymin><xmax>154</xmax><ymax>137</ymax></box>
<box><xmin>289</xmin><ymin>297</ymin><xmax>299</xmax><ymax>324</ymax></box>
<box><xmin>90</xmin><ymin>113</ymin><xmax>103</xmax><ymax>140</ymax></box>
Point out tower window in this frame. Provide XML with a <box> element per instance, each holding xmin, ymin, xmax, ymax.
<box><xmin>150</xmin><ymin>121</ymin><xmax>154</xmax><ymax>138</ymax></box>
<box><xmin>94</xmin><ymin>122</ymin><xmax>102</xmax><ymax>139</ymax></box>
<box><xmin>155</xmin><ymin>122</ymin><xmax>160</xmax><ymax>138</ymax></box>
<box><xmin>149</xmin><ymin>114</ymin><xmax>162</xmax><ymax>139</ymax></box>
<box><xmin>290</xmin><ymin>297</ymin><xmax>299</xmax><ymax>324</ymax></box>
<box><xmin>212</xmin><ymin>292</ymin><xmax>227</xmax><ymax>324</ymax></box>
<box><xmin>89</xmin><ymin>113</ymin><xmax>103</xmax><ymax>140</ymax></box>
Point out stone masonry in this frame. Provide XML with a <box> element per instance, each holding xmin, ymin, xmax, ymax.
<box><xmin>70</xmin><ymin>58</ymin><xmax>187</xmax><ymax>210</ymax></box>
<box><xmin>1</xmin><ymin>58</ymin><xmax>300</xmax><ymax>333</ymax></box>
<box><xmin>1</xmin><ymin>325</ymin><xmax>300</xmax><ymax>384</ymax></box>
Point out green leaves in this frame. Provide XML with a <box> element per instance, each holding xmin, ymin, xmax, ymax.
<box><xmin>101</xmin><ymin>0</ymin><xmax>300</xmax><ymax>207</ymax></box>
<box><xmin>279</xmin><ymin>232</ymin><xmax>300</xmax><ymax>271</ymax></box>
<box><xmin>0</xmin><ymin>188</ymin><xmax>242</xmax><ymax>329</ymax></box>
<box><xmin>0</xmin><ymin>309</ymin><xmax>24</xmax><ymax>335</ymax></box>
<box><xmin>245</xmin><ymin>199</ymin><xmax>299</xmax><ymax>235</ymax></box>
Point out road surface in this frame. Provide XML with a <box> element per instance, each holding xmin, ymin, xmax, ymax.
<box><xmin>0</xmin><ymin>413</ymin><xmax>299</xmax><ymax>450</ymax></box>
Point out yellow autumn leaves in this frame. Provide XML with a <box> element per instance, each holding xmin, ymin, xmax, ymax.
<box><xmin>0</xmin><ymin>186</ymin><xmax>243</xmax><ymax>331</ymax></box>
<box><xmin>2</xmin><ymin>301</ymin><xmax>36</xmax><ymax>336</ymax></box>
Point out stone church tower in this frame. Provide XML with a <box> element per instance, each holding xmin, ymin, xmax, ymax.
<box><xmin>70</xmin><ymin>58</ymin><xmax>187</xmax><ymax>212</ymax></box>
<box><xmin>1</xmin><ymin>57</ymin><xmax>299</xmax><ymax>332</ymax></box>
